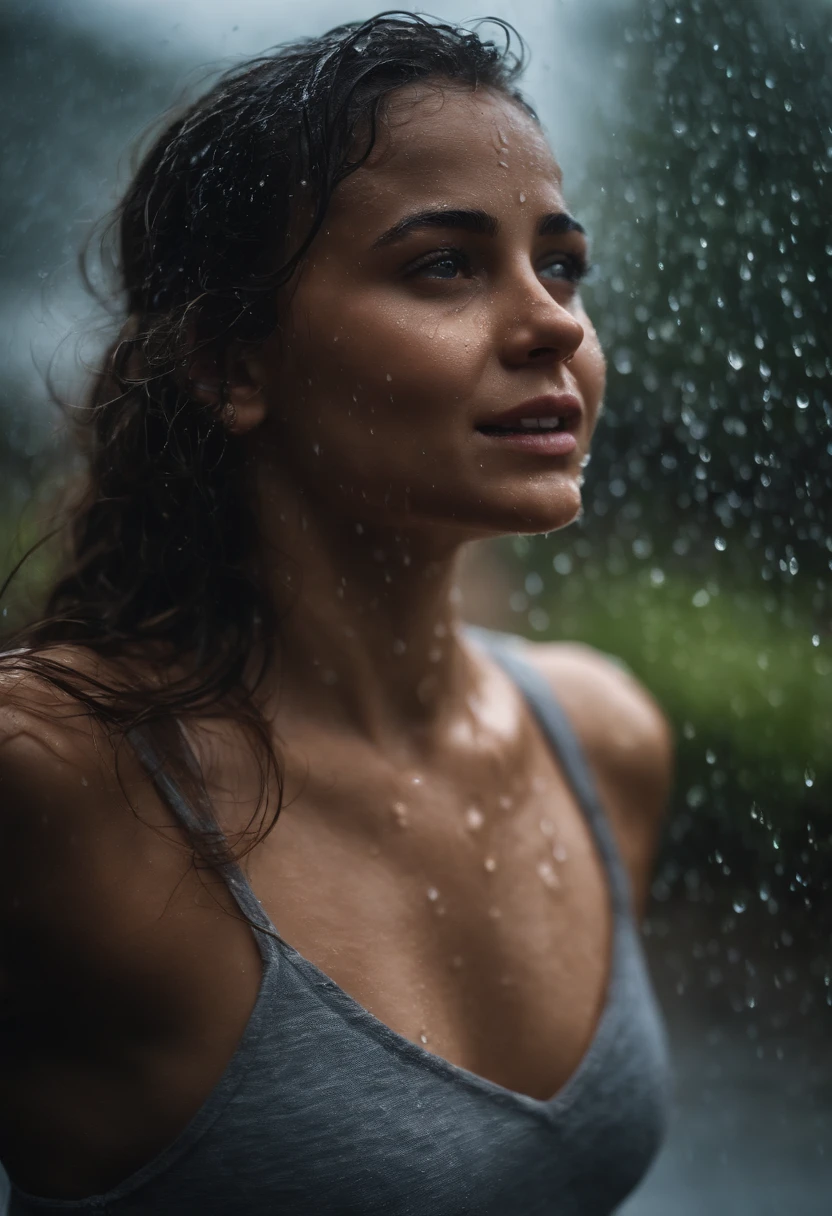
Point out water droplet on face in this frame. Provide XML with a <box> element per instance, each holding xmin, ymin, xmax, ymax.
<box><xmin>411</xmin><ymin>775</ymin><xmax>422</xmax><ymax>786</ymax></box>
<box><xmin>465</xmin><ymin>806</ymin><xmax>485</xmax><ymax>831</ymax></box>
<box><xmin>386</xmin><ymin>373</ymin><xmax>392</xmax><ymax>382</ymax></box>
<box><xmin>427</xmin><ymin>886</ymin><xmax>439</xmax><ymax>902</ymax></box>
<box><xmin>518</xmin><ymin>191</ymin><xmax>526</xmax><ymax>204</ymax></box>
<box><xmin>727</xmin><ymin>350</ymin><xmax>745</xmax><ymax>370</ymax></box>
<box><xmin>538</xmin><ymin>860</ymin><xmax>561</xmax><ymax>889</ymax></box>
<box><xmin>484</xmin><ymin>856</ymin><xmax>497</xmax><ymax>873</ymax></box>
<box><xmin>498</xmin><ymin>160</ymin><xmax>509</xmax><ymax>168</ymax></box>
<box><xmin>539</xmin><ymin>817</ymin><xmax>555</xmax><ymax>838</ymax></box>
<box><xmin>733</xmin><ymin>899</ymin><xmax>747</xmax><ymax>914</ymax></box>
<box><xmin>487</xmin><ymin>905</ymin><xmax>502</xmax><ymax>920</ymax></box>
<box><xmin>552</xmin><ymin>843</ymin><xmax>568</xmax><ymax>863</ymax></box>
<box><xmin>390</xmin><ymin>801</ymin><xmax>408</xmax><ymax>828</ymax></box>
<box><xmin>420</xmin><ymin>1032</ymin><xmax>428</xmax><ymax>1044</ymax></box>
<box><xmin>498</xmin><ymin>794</ymin><xmax>513</xmax><ymax>810</ymax></box>
<box><xmin>532</xmin><ymin>776</ymin><xmax>547</xmax><ymax>794</ymax></box>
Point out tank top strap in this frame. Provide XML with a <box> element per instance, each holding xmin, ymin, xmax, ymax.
<box><xmin>463</xmin><ymin>625</ymin><xmax>634</xmax><ymax>918</ymax></box>
<box><xmin>126</xmin><ymin>724</ymin><xmax>281</xmax><ymax>960</ymax></box>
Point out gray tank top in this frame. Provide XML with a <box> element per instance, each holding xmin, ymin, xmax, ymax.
<box><xmin>6</xmin><ymin>627</ymin><xmax>671</xmax><ymax>1215</ymax></box>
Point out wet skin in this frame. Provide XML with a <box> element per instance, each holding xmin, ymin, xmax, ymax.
<box><xmin>0</xmin><ymin>84</ymin><xmax>672</xmax><ymax>1197</ymax></box>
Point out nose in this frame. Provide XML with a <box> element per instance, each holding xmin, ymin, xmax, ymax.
<box><xmin>498</xmin><ymin>272</ymin><xmax>585</xmax><ymax>370</ymax></box>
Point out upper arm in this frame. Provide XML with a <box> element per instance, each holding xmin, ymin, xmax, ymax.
<box><xmin>0</xmin><ymin>667</ymin><xmax>193</xmax><ymax>1030</ymax></box>
<box><xmin>523</xmin><ymin>640</ymin><xmax>674</xmax><ymax>919</ymax></box>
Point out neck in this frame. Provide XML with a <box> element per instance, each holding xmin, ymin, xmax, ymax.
<box><xmin>253</xmin><ymin>484</ymin><xmax>482</xmax><ymax>754</ymax></box>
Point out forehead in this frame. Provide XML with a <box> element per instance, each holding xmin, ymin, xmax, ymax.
<box><xmin>328</xmin><ymin>84</ymin><xmax>565</xmax><ymax>226</ymax></box>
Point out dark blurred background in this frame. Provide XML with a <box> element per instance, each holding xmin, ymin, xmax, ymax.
<box><xmin>1</xmin><ymin>1</ymin><xmax>830</xmax><ymax>1211</ymax></box>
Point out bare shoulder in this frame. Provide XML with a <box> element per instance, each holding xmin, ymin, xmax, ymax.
<box><xmin>521</xmin><ymin>639</ymin><xmax>674</xmax><ymax>787</ymax></box>
<box><xmin>520</xmin><ymin>639</ymin><xmax>674</xmax><ymax>915</ymax></box>
<box><xmin>0</xmin><ymin>646</ymin><xmax>136</xmax><ymax>830</ymax></box>
<box><xmin>0</xmin><ymin>647</ymin><xmax>192</xmax><ymax>1009</ymax></box>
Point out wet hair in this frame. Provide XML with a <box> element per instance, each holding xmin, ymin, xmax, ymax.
<box><xmin>1</xmin><ymin>11</ymin><xmax>532</xmax><ymax>866</ymax></box>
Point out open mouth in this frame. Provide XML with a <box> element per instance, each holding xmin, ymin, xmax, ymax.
<box><xmin>477</xmin><ymin>416</ymin><xmax>573</xmax><ymax>435</ymax></box>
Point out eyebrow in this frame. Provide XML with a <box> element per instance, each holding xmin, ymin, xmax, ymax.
<box><xmin>371</xmin><ymin>207</ymin><xmax>585</xmax><ymax>249</ymax></box>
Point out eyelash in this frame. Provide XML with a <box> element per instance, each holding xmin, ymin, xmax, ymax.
<box><xmin>408</xmin><ymin>246</ymin><xmax>592</xmax><ymax>285</ymax></box>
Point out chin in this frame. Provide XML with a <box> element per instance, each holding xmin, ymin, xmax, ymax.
<box><xmin>493</xmin><ymin>484</ymin><xmax>585</xmax><ymax>537</ymax></box>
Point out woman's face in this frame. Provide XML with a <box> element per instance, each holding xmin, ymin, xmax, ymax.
<box><xmin>256</xmin><ymin>82</ymin><xmax>606</xmax><ymax>544</ymax></box>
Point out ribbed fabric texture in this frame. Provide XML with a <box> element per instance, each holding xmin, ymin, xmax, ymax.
<box><xmin>6</xmin><ymin>627</ymin><xmax>670</xmax><ymax>1215</ymax></box>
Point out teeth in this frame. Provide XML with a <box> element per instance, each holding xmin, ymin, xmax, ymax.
<box><xmin>519</xmin><ymin>417</ymin><xmax>562</xmax><ymax>430</ymax></box>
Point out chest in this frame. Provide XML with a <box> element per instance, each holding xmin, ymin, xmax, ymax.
<box><xmin>244</xmin><ymin>729</ymin><xmax>616</xmax><ymax>1101</ymax></box>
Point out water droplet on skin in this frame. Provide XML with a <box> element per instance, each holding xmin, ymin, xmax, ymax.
<box><xmin>519</xmin><ymin>192</ymin><xmax>526</xmax><ymax>204</ymax></box>
<box><xmin>427</xmin><ymin>886</ymin><xmax>439</xmax><ymax>902</ymax></box>
<box><xmin>465</xmin><ymin>807</ymin><xmax>485</xmax><ymax>831</ymax></box>
<box><xmin>498</xmin><ymin>795</ymin><xmax>513</xmax><ymax>810</ymax></box>
<box><xmin>539</xmin><ymin>817</ymin><xmax>555</xmax><ymax>837</ymax></box>
<box><xmin>727</xmin><ymin>350</ymin><xmax>745</xmax><ymax>370</ymax></box>
<box><xmin>552</xmin><ymin>844</ymin><xmax>568</xmax><ymax>863</ymax></box>
<box><xmin>733</xmin><ymin>899</ymin><xmax>747</xmax><ymax>914</ymax></box>
<box><xmin>390</xmin><ymin>801</ymin><xmax>408</xmax><ymax>828</ymax></box>
<box><xmin>488</xmin><ymin>905</ymin><xmax>502</xmax><ymax>920</ymax></box>
<box><xmin>386</xmin><ymin>373</ymin><xmax>392</xmax><ymax>381</ymax></box>
<box><xmin>81</xmin><ymin>777</ymin><xmax>89</xmax><ymax>787</ymax></box>
<box><xmin>532</xmin><ymin>776</ymin><xmax>547</xmax><ymax>794</ymax></box>
<box><xmin>538</xmin><ymin>860</ymin><xmax>561</xmax><ymax>889</ymax></box>
<box><xmin>484</xmin><ymin>856</ymin><xmax>497</xmax><ymax>873</ymax></box>
<box><xmin>498</xmin><ymin>160</ymin><xmax>509</xmax><ymax>168</ymax></box>
<box><xmin>420</xmin><ymin>1032</ymin><xmax>428</xmax><ymax>1044</ymax></box>
<box><xmin>411</xmin><ymin>775</ymin><xmax>422</xmax><ymax>786</ymax></box>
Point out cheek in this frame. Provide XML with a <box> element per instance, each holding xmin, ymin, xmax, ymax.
<box><xmin>290</xmin><ymin>284</ymin><xmax>486</xmax><ymax>427</ymax></box>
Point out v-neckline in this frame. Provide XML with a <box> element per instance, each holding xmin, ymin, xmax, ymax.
<box><xmin>268</xmin><ymin>898</ymin><xmax>625</xmax><ymax>1115</ymax></box>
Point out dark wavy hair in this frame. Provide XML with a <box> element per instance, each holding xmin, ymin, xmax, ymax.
<box><xmin>1</xmin><ymin>11</ymin><xmax>533</xmax><ymax>870</ymax></box>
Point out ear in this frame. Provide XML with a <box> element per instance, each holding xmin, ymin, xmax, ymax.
<box><xmin>187</xmin><ymin>343</ymin><xmax>268</xmax><ymax>435</ymax></box>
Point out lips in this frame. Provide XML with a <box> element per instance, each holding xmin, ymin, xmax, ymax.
<box><xmin>475</xmin><ymin>393</ymin><xmax>582</xmax><ymax>434</ymax></box>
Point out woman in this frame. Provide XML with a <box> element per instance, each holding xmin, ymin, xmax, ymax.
<box><xmin>0</xmin><ymin>14</ymin><xmax>673</xmax><ymax>1214</ymax></box>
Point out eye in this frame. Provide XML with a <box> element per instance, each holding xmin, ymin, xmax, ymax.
<box><xmin>409</xmin><ymin>248</ymin><xmax>470</xmax><ymax>280</ymax></box>
<box><xmin>539</xmin><ymin>252</ymin><xmax>590</xmax><ymax>284</ymax></box>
